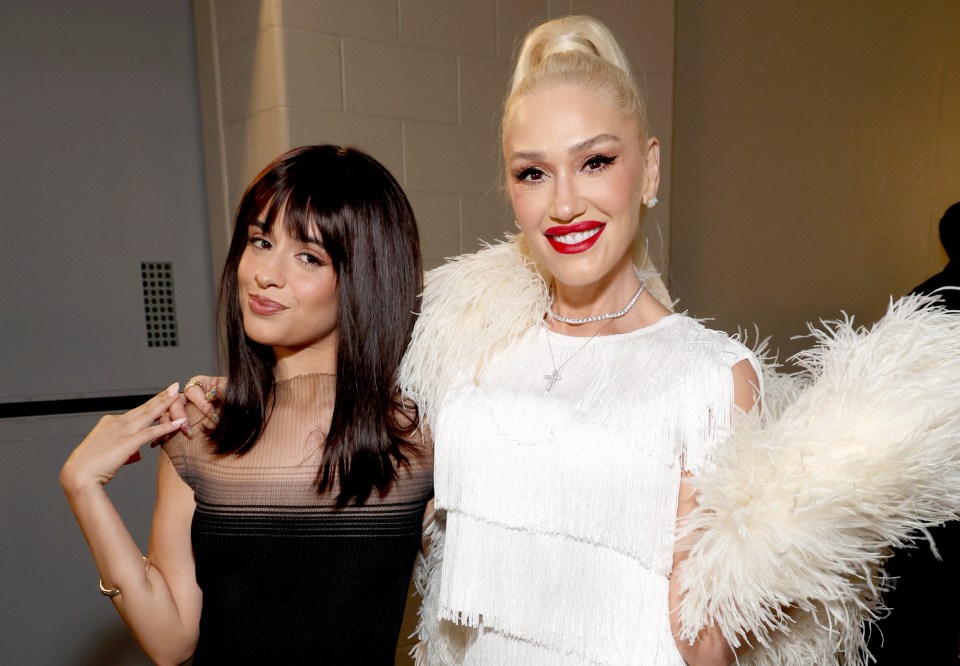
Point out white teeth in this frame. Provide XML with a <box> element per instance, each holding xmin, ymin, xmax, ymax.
<box><xmin>551</xmin><ymin>227</ymin><xmax>601</xmax><ymax>245</ymax></box>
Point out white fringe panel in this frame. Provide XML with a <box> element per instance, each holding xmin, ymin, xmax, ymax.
<box><xmin>438</xmin><ymin>514</ymin><xmax>685</xmax><ymax>665</ymax></box>
<box><xmin>434</xmin><ymin>318</ymin><xmax>739</xmax><ymax>560</ymax></box>
<box><xmin>456</xmin><ymin>609</ymin><xmax>688</xmax><ymax>666</ymax></box>
<box><xmin>677</xmin><ymin>296</ymin><xmax>960</xmax><ymax>665</ymax></box>
<box><xmin>424</xmin><ymin>316</ymin><xmax>747</xmax><ymax>664</ymax></box>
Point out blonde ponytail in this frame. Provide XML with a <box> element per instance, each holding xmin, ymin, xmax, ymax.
<box><xmin>509</xmin><ymin>16</ymin><xmax>633</xmax><ymax>93</ymax></box>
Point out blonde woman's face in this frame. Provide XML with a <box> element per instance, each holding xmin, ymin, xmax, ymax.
<box><xmin>503</xmin><ymin>83</ymin><xmax>659</xmax><ymax>289</ymax></box>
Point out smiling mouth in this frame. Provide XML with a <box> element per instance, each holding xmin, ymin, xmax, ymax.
<box><xmin>548</xmin><ymin>227</ymin><xmax>603</xmax><ymax>245</ymax></box>
<box><xmin>545</xmin><ymin>222</ymin><xmax>606</xmax><ymax>254</ymax></box>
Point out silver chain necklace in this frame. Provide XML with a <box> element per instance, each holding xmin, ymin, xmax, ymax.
<box><xmin>547</xmin><ymin>266</ymin><xmax>646</xmax><ymax>325</ymax></box>
<box><xmin>542</xmin><ymin>318</ymin><xmax>615</xmax><ymax>392</ymax></box>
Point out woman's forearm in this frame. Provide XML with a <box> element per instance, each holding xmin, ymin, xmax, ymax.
<box><xmin>61</xmin><ymin>478</ymin><xmax>199</xmax><ymax>664</ymax></box>
<box><xmin>59</xmin><ymin>387</ymin><xmax>201</xmax><ymax>664</ymax></box>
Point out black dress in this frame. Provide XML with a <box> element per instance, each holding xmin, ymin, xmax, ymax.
<box><xmin>163</xmin><ymin>374</ymin><xmax>434</xmax><ymax>665</ymax></box>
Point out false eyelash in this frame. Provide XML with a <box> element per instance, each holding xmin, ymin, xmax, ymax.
<box><xmin>583</xmin><ymin>154</ymin><xmax>618</xmax><ymax>170</ymax></box>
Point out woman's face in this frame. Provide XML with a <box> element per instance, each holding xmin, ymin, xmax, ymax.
<box><xmin>236</xmin><ymin>214</ymin><xmax>339</xmax><ymax>357</ymax></box>
<box><xmin>503</xmin><ymin>83</ymin><xmax>659</xmax><ymax>289</ymax></box>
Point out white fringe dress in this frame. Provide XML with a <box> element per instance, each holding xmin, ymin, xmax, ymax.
<box><xmin>403</xmin><ymin>238</ymin><xmax>960</xmax><ymax>666</ymax></box>
<box><xmin>431</xmin><ymin>316</ymin><xmax>757</xmax><ymax>664</ymax></box>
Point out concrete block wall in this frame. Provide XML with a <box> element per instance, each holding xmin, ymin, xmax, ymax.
<box><xmin>191</xmin><ymin>2</ymin><xmax>674</xmax><ymax>662</ymax></box>
<box><xmin>193</xmin><ymin>0</ymin><xmax>675</xmax><ymax>273</ymax></box>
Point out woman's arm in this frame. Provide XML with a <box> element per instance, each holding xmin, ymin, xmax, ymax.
<box><xmin>669</xmin><ymin>358</ymin><xmax>760</xmax><ymax>666</ymax></box>
<box><xmin>60</xmin><ymin>385</ymin><xmax>202</xmax><ymax>665</ymax></box>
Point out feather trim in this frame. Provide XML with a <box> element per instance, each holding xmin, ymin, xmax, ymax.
<box><xmin>399</xmin><ymin>238</ymin><xmax>549</xmax><ymax>422</ymax></box>
<box><xmin>676</xmin><ymin>295</ymin><xmax>960</xmax><ymax>665</ymax></box>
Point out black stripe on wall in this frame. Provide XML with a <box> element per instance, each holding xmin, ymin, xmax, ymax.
<box><xmin>0</xmin><ymin>395</ymin><xmax>155</xmax><ymax>419</ymax></box>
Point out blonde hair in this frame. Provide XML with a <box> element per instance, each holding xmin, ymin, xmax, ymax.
<box><xmin>504</xmin><ymin>16</ymin><xmax>670</xmax><ymax>306</ymax></box>
<box><xmin>506</xmin><ymin>16</ymin><xmax>649</xmax><ymax>141</ymax></box>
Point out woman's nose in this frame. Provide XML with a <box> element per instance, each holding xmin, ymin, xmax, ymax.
<box><xmin>254</xmin><ymin>254</ymin><xmax>284</xmax><ymax>288</ymax></box>
<box><xmin>550</xmin><ymin>173</ymin><xmax>586</xmax><ymax>222</ymax></box>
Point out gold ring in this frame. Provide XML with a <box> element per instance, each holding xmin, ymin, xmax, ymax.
<box><xmin>183</xmin><ymin>379</ymin><xmax>205</xmax><ymax>394</ymax></box>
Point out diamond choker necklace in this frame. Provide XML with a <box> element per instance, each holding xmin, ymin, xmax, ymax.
<box><xmin>547</xmin><ymin>267</ymin><xmax>646</xmax><ymax>325</ymax></box>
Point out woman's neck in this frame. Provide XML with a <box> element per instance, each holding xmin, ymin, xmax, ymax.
<box><xmin>273</xmin><ymin>343</ymin><xmax>337</xmax><ymax>380</ymax></box>
<box><xmin>548</xmin><ymin>260</ymin><xmax>669</xmax><ymax>336</ymax></box>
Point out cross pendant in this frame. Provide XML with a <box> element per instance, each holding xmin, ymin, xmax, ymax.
<box><xmin>545</xmin><ymin>369</ymin><xmax>561</xmax><ymax>392</ymax></box>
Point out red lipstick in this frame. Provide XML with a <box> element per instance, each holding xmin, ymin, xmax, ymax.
<box><xmin>545</xmin><ymin>220</ymin><xmax>605</xmax><ymax>254</ymax></box>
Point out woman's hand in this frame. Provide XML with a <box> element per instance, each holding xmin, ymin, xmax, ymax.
<box><xmin>60</xmin><ymin>383</ymin><xmax>185</xmax><ymax>492</ymax></box>
<box><xmin>162</xmin><ymin>375</ymin><xmax>225</xmax><ymax>435</ymax></box>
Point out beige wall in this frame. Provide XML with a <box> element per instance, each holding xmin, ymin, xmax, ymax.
<box><xmin>190</xmin><ymin>1</ymin><xmax>675</xmax><ymax>662</ymax></box>
<box><xmin>192</xmin><ymin>0</ymin><xmax>675</xmax><ymax>276</ymax></box>
<box><xmin>672</xmin><ymin>0</ymin><xmax>960</xmax><ymax>361</ymax></box>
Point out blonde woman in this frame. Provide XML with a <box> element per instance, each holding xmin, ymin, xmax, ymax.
<box><xmin>397</xmin><ymin>15</ymin><xmax>756</xmax><ymax>666</ymax></box>
<box><xmin>400</xmin><ymin>15</ymin><xmax>960</xmax><ymax>666</ymax></box>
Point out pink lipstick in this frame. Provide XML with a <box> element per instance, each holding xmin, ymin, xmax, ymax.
<box><xmin>247</xmin><ymin>295</ymin><xmax>287</xmax><ymax>315</ymax></box>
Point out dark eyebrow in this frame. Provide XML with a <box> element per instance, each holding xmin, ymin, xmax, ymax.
<box><xmin>508</xmin><ymin>133</ymin><xmax>622</xmax><ymax>162</ymax></box>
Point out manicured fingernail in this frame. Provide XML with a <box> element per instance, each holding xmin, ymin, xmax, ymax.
<box><xmin>125</xmin><ymin>452</ymin><xmax>142</xmax><ymax>465</ymax></box>
<box><xmin>172</xmin><ymin>418</ymin><xmax>186</xmax><ymax>427</ymax></box>
<box><xmin>166</xmin><ymin>382</ymin><xmax>180</xmax><ymax>397</ymax></box>
<box><xmin>210</xmin><ymin>411</ymin><xmax>220</xmax><ymax>424</ymax></box>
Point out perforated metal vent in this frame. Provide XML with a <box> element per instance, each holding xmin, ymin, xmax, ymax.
<box><xmin>141</xmin><ymin>261</ymin><xmax>179</xmax><ymax>347</ymax></box>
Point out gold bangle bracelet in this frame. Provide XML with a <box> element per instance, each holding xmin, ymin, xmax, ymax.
<box><xmin>98</xmin><ymin>579</ymin><xmax>121</xmax><ymax>598</ymax></box>
<box><xmin>99</xmin><ymin>556</ymin><xmax>151</xmax><ymax>598</ymax></box>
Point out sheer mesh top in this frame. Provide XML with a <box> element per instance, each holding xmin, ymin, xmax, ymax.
<box><xmin>163</xmin><ymin>373</ymin><xmax>434</xmax><ymax>665</ymax></box>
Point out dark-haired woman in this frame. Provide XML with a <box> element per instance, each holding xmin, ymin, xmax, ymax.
<box><xmin>60</xmin><ymin>145</ymin><xmax>432</xmax><ymax>665</ymax></box>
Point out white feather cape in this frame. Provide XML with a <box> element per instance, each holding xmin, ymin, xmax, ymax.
<box><xmin>400</xmin><ymin>238</ymin><xmax>960</xmax><ymax>665</ymax></box>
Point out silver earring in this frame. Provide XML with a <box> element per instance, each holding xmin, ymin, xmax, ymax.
<box><xmin>513</xmin><ymin>219</ymin><xmax>521</xmax><ymax>229</ymax></box>
<box><xmin>645</xmin><ymin>197</ymin><xmax>658</xmax><ymax>209</ymax></box>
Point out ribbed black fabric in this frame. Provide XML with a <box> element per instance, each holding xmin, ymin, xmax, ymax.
<box><xmin>163</xmin><ymin>374</ymin><xmax>433</xmax><ymax>665</ymax></box>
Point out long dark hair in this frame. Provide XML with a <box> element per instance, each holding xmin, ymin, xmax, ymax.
<box><xmin>210</xmin><ymin>145</ymin><xmax>423</xmax><ymax>504</ymax></box>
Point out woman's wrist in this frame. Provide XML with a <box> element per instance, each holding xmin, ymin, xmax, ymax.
<box><xmin>59</xmin><ymin>467</ymin><xmax>106</xmax><ymax>500</ymax></box>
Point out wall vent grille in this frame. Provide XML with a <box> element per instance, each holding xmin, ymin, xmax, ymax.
<box><xmin>141</xmin><ymin>262</ymin><xmax>178</xmax><ymax>347</ymax></box>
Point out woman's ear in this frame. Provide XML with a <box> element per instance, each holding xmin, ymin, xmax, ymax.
<box><xmin>642</xmin><ymin>136</ymin><xmax>661</xmax><ymax>203</ymax></box>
